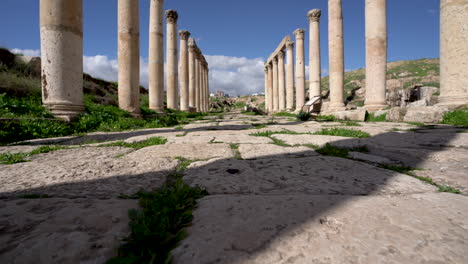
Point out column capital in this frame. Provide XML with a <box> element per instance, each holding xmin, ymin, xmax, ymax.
<box><xmin>272</xmin><ymin>56</ymin><xmax>278</xmax><ymax>65</ymax></box>
<box><xmin>179</xmin><ymin>30</ymin><xmax>190</xmax><ymax>40</ymax></box>
<box><xmin>267</xmin><ymin>63</ymin><xmax>273</xmax><ymax>69</ymax></box>
<box><xmin>165</xmin><ymin>10</ymin><xmax>178</xmax><ymax>24</ymax></box>
<box><xmin>277</xmin><ymin>50</ymin><xmax>285</xmax><ymax>59</ymax></box>
<box><xmin>285</xmin><ymin>41</ymin><xmax>295</xmax><ymax>49</ymax></box>
<box><xmin>294</xmin><ymin>28</ymin><xmax>305</xmax><ymax>39</ymax></box>
<box><xmin>307</xmin><ymin>9</ymin><xmax>321</xmax><ymax>22</ymax></box>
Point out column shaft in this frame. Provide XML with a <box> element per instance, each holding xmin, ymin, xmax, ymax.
<box><xmin>165</xmin><ymin>10</ymin><xmax>178</xmax><ymax>110</ymax></box>
<box><xmin>179</xmin><ymin>30</ymin><xmax>190</xmax><ymax>111</ymax></box>
<box><xmin>148</xmin><ymin>0</ymin><xmax>164</xmax><ymax>111</ymax></box>
<box><xmin>278</xmin><ymin>51</ymin><xmax>286</xmax><ymax>111</ymax></box>
<box><xmin>328</xmin><ymin>0</ymin><xmax>345</xmax><ymax>110</ymax></box>
<box><xmin>267</xmin><ymin>64</ymin><xmax>274</xmax><ymax>113</ymax></box>
<box><xmin>40</xmin><ymin>0</ymin><xmax>84</xmax><ymax>121</ymax></box>
<box><xmin>294</xmin><ymin>29</ymin><xmax>306</xmax><ymax>111</ymax></box>
<box><xmin>365</xmin><ymin>0</ymin><xmax>387</xmax><ymax>111</ymax></box>
<box><xmin>206</xmin><ymin>68</ymin><xmax>210</xmax><ymax>111</ymax></box>
<box><xmin>272</xmin><ymin>57</ymin><xmax>279</xmax><ymax>111</ymax></box>
<box><xmin>195</xmin><ymin>58</ymin><xmax>201</xmax><ymax>111</ymax></box>
<box><xmin>286</xmin><ymin>42</ymin><xmax>295</xmax><ymax>110</ymax></box>
<box><xmin>438</xmin><ymin>0</ymin><xmax>468</xmax><ymax>106</ymax></box>
<box><xmin>118</xmin><ymin>0</ymin><xmax>140</xmax><ymax>114</ymax></box>
<box><xmin>308</xmin><ymin>9</ymin><xmax>322</xmax><ymax>98</ymax></box>
<box><xmin>188</xmin><ymin>39</ymin><xmax>196</xmax><ymax>109</ymax></box>
<box><xmin>264</xmin><ymin>67</ymin><xmax>269</xmax><ymax>111</ymax></box>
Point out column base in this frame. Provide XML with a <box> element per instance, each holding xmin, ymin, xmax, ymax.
<box><xmin>328</xmin><ymin>103</ymin><xmax>346</xmax><ymax>112</ymax></box>
<box><xmin>364</xmin><ymin>103</ymin><xmax>387</xmax><ymax>112</ymax></box>
<box><xmin>46</xmin><ymin>103</ymin><xmax>85</xmax><ymax>122</ymax></box>
<box><xmin>437</xmin><ymin>95</ymin><xmax>468</xmax><ymax>110</ymax></box>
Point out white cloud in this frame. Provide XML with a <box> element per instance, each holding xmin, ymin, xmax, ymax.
<box><xmin>10</xmin><ymin>48</ymin><xmax>40</xmax><ymax>57</ymax></box>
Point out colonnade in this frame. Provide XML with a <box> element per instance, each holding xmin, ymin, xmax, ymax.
<box><xmin>40</xmin><ymin>0</ymin><xmax>210</xmax><ymax>121</ymax></box>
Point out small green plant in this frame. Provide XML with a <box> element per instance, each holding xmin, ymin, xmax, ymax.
<box><xmin>176</xmin><ymin>131</ymin><xmax>189</xmax><ymax>137</ymax></box>
<box><xmin>316</xmin><ymin>115</ymin><xmax>336</xmax><ymax>122</ymax></box>
<box><xmin>378</xmin><ymin>164</ymin><xmax>419</xmax><ymax>174</ymax></box>
<box><xmin>229</xmin><ymin>143</ymin><xmax>243</xmax><ymax>160</ymax></box>
<box><xmin>29</xmin><ymin>145</ymin><xmax>67</xmax><ymax>155</ymax></box>
<box><xmin>100</xmin><ymin>137</ymin><xmax>167</xmax><ymax>149</ymax></box>
<box><xmin>234</xmin><ymin>101</ymin><xmax>246</xmax><ymax>108</ymax></box>
<box><xmin>303</xmin><ymin>144</ymin><xmax>320</xmax><ymax>150</ymax></box>
<box><xmin>241</xmin><ymin>111</ymin><xmax>261</xmax><ymax>116</ymax></box>
<box><xmin>313</xmin><ymin>128</ymin><xmax>371</xmax><ymax>138</ymax></box>
<box><xmin>341</xmin><ymin>121</ymin><xmax>361</xmax><ymax>127</ymax></box>
<box><xmin>296</xmin><ymin>111</ymin><xmax>311</xmax><ymax>121</ymax></box>
<box><xmin>270</xmin><ymin>137</ymin><xmax>291</xmax><ymax>147</ymax></box>
<box><xmin>0</xmin><ymin>152</ymin><xmax>29</xmax><ymax>164</ymax></box>
<box><xmin>17</xmin><ymin>193</ymin><xmax>51</xmax><ymax>199</ymax></box>
<box><xmin>366</xmin><ymin>112</ymin><xmax>387</xmax><ymax>122</ymax></box>
<box><xmin>274</xmin><ymin>112</ymin><xmax>296</xmax><ymax>117</ymax></box>
<box><xmin>442</xmin><ymin>107</ymin><xmax>468</xmax><ymax>127</ymax></box>
<box><xmin>251</xmin><ymin>123</ymin><xmax>267</xmax><ymax>129</ymax></box>
<box><xmin>174</xmin><ymin>126</ymin><xmax>184</xmax><ymax>130</ymax></box>
<box><xmin>438</xmin><ymin>185</ymin><xmax>462</xmax><ymax>194</ymax></box>
<box><xmin>315</xmin><ymin>144</ymin><xmax>349</xmax><ymax>158</ymax></box>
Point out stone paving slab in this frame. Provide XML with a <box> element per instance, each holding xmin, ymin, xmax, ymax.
<box><xmin>238</xmin><ymin>144</ymin><xmax>318</xmax><ymax>160</ymax></box>
<box><xmin>271</xmin><ymin>134</ymin><xmax>365</xmax><ymax>148</ymax></box>
<box><xmin>128</xmin><ymin>143</ymin><xmax>234</xmax><ymax>160</ymax></box>
<box><xmin>0</xmin><ymin>147</ymin><xmax>177</xmax><ymax>198</ymax></box>
<box><xmin>172</xmin><ymin>193</ymin><xmax>468</xmax><ymax>264</ymax></box>
<box><xmin>0</xmin><ymin>198</ymin><xmax>136</xmax><ymax>264</ymax></box>
<box><xmin>368</xmin><ymin>131</ymin><xmax>467</xmax><ymax>148</ymax></box>
<box><xmin>184</xmin><ymin>156</ymin><xmax>437</xmax><ymax>195</ymax></box>
<box><xmin>123</xmin><ymin>132</ymin><xmax>184</xmax><ymax>143</ymax></box>
<box><xmin>0</xmin><ymin>145</ymin><xmax>46</xmax><ymax>155</ymax></box>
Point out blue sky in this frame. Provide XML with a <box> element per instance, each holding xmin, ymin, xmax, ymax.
<box><xmin>0</xmin><ymin>0</ymin><xmax>440</xmax><ymax>96</ymax></box>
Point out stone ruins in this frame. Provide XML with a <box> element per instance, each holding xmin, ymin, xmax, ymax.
<box><xmin>264</xmin><ymin>0</ymin><xmax>467</xmax><ymax>114</ymax></box>
<box><xmin>40</xmin><ymin>0</ymin><xmax>210</xmax><ymax>120</ymax></box>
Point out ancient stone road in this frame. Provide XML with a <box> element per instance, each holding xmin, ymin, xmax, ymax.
<box><xmin>1</xmin><ymin>112</ymin><xmax>467</xmax><ymax>263</ymax></box>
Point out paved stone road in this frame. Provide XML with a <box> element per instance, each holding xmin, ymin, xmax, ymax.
<box><xmin>0</xmin><ymin>112</ymin><xmax>467</xmax><ymax>263</ymax></box>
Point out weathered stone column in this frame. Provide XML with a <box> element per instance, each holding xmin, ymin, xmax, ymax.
<box><xmin>286</xmin><ymin>41</ymin><xmax>295</xmax><ymax>110</ymax></box>
<box><xmin>264</xmin><ymin>67</ymin><xmax>269</xmax><ymax>111</ymax></box>
<box><xmin>148</xmin><ymin>0</ymin><xmax>164</xmax><ymax>111</ymax></box>
<box><xmin>200</xmin><ymin>64</ymin><xmax>206</xmax><ymax>112</ymax></box>
<box><xmin>179</xmin><ymin>30</ymin><xmax>190</xmax><ymax>111</ymax></box>
<box><xmin>328</xmin><ymin>0</ymin><xmax>345</xmax><ymax>110</ymax></box>
<box><xmin>206</xmin><ymin>67</ymin><xmax>210</xmax><ymax>111</ymax></box>
<box><xmin>272</xmin><ymin>57</ymin><xmax>279</xmax><ymax>112</ymax></box>
<box><xmin>365</xmin><ymin>0</ymin><xmax>387</xmax><ymax>111</ymax></box>
<box><xmin>438</xmin><ymin>0</ymin><xmax>468</xmax><ymax>107</ymax></box>
<box><xmin>195</xmin><ymin>56</ymin><xmax>201</xmax><ymax>111</ymax></box>
<box><xmin>118</xmin><ymin>0</ymin><xmax>140</xmax><ymax>115</ymax></box>
<box><xmin>165</xmin><ymin>10</ymin><xmax>178</xmax><ymax>110</ymax></box>
<box><xmin>278</xmin><ymin>50</ymin><xmax>286</xmax><ymax>111</ymax></box>
<box><xmin>294</xmin><ymin>29</ymin><xmax>306</xmax><ymax>111</ymax></box>
<box><xmin>267</xmin><ymin>63</ymin><xmax>274</xmax><ymax>112</ymax></box>
<box><xmin>308</xmin><ymin>9</ymin><xmax>322</xmax><ymax>98</ymax></box>
<box><xmin>40</xmin><ymin>0</ymin><xmax>84</xmax><ymax>121</ymax></box>
<box><xmin>188</xmin><ymin>38</ymin><xmax>196</xmax><ymax>109</ymax></box>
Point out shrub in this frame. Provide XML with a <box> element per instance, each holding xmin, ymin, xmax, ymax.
<box><xmin>296</xmin><ymin>111</ymin><xmax>311</xmax><ymax>121</ymax></box>
<box><xmin>442</xmin><ymin>107</ymin><xmax>468</xmax><ymax>127</ymax></box>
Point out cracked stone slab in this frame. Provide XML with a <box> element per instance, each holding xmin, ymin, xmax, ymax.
<box><xmin>271</xmin><ymin>134</ymin><xmax>365</xmax><ymax>148</ymax></box>
<box><xmin>238</xmin><ymin>144</ymin><xmax>319</xmax><ymax>160</ymax></box>
<box><xmin>348</xmin><ymin>151</ymin><xmax>399</xmax><ymax>165</ymax></box>
<box><xmin>368</xmin><ymin>131</ymin><xmax>467</xmax><ymax>148</ymax></box>
<box><xmin>127</xmin><ymin>143</ymin><xmax>234</xmax><ymax>160</ymax></box>
<box><xmin>172</xmin><ymin>193</ymin><xmax>468</xmax><ymax>264</ymax></box>
<box><xmin>124</xmin><ymin>132</ymin><xmax>183</xmax><ymax>143</ymax></box>
<box><xmin>183</xmin><ymin>156</ymin><xmax>437</xmax><ymax>195</ymax></box>
<box><xmin>0</xmin><ymin>145</ymin><xmax>47</xmax><ymax>155</ymax></box>
<box><xmin>0</xmin><ymin>198</ymin><xmax>136</xmax><ymax>264</ymax></box>
<box><xmin>0</xmin><ymin>147</ymin><xmax>177</xmax><ymax>198</ymax></box>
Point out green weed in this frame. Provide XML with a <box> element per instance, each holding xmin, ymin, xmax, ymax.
<box><xmin>313</xmin><ymin>128</ymin><xmax>371</xmax><ymax>138</ymax></box>
<box><xmin>100</xmin><ymin>137</ymin><xmax>167</xmax><ymax>149</ymax></box>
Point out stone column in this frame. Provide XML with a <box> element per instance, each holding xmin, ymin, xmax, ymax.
<box><xmin>365</xmin><ymin>0</ymin><xmax>387</xmax><ymax>111</ymax></box>
<box><xmin>200</xmin><ymin>64</ymin><xmax>206</xmax><ymax>112</ymax></box>
<box><xmin>206</xmin><ymin>67</ymin><xmax>210</xmax><ymax>112</ymax></box>
<box><xmin>188</xmin><ymin>38</ymin><xmax>196</xmax><ymax>109</ymax></box>
<box><xmin>165</xmin><ymin>10</ymin><xmax>178</xmax><ymax>110</ymax></box>
<box><xmin>438</xmin><ymin>0</ymin><xmax>468</xmax><ymax>107</ymax></box>
<box><xmin>179</xmin><ymin>30</ymin><xmax>190</xmax><ymax>111</ymax></box>
<box><xmin>328</xmin><ymin>0</ymin><xmax>345</xmax><ymax>110</ymax></box>
<box><xmin>308</xmin><ymin>9</ymin><xmax>322</xmax><ymax>99</ymax></box>
<box><xmin>40</xmin><ymin>0</ymin><xmax>84</xmax><ymax>121</ymax></box>
<box><xmin>148</xmin><ymin>0</ymin><xmax>164</xmax><ymax>112</ymax></box>
<box><xmin>286</xmin><ymin>41</ymin><xmax>295</xmax><ymax>110</ymax></box>
<box><xmin>278</xmin><ymin>50</ymin><xmax>286</xmax><ymax>111</ymax></box>
<box><xmin>267</xmin><ymin>63</ymin><xmax>274</xmax><ymax>112</ymax></box>
<box><xmin>264</xmin><ymin>67</ymin><xmax>269</xmax><ymax>111</ymax></box>
<box><xmin>118</xmin><ymin>0</ymin><xmax>140</xmax><ymax>115</ymax></box>
<box><xmin>195</xmin><ymin>56</ymin><xmax>201</xmax><ymax>111</ymax></box>
<box><xmin>272</xmin><ymin>57</ymin><xmax>279</xmax><ymax>112</ymax></box>
<box><xmin>294</xmin><ymin>29</ymin><xmax>306</xmax><ymax>111</ymax></box>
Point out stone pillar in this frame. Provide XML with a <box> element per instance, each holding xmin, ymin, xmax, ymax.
<box><xmin>278</xmin><ymin>50</ymin><xmax>286</xmax><ymax>111</ymax></box>
<box><xmin>308</xmin><ymin>9</ymin><xmax>322</xmax><ymax>99</ymax></box>
<box><xmin>148</xmin><ymin>0</ymin><xmax>164</xmax><ymax>112</ymax></box>
<box><xmin>188</xmin><ymin>39</ymin><xmax>196</xmax><ymax>109</ymax></box>
<box><xmin>195</xmin><ymin>56</ymin><xmax>201</xmax><ymax>111</ymax></box>
<box><xmin>286</xmin><ymin>41</ymin><xmax>295</xmax><ymax>110</ymax></box>
<box><xmin>40</xmin><ymin>0</ymin><xmax>84</xmax><ymax>121</ymax></box>
<box><xmin>179</xmin><ymin>30</ymin><xmax>190</xmax><ymax>111</ymax></box>
<box><xmin>165</xmin><ymin>10</ymin><xmax>178</xmax><ymax>110</ymax></box>
<box><xmin>328</xmin><ymin>0</ymin><xmax>345</xmax><ymax>110</ymax></box>
<box><xmin>365</xmin><ymin>0</ymin><xmax>387</xmax><ymax>111</ymax></box>
<box><xmin>264</xmin><ymin>67</ymin><xmax>269</xmax><ymax>111</ymax></box>
<box><xmin>267</xmin><ymin>63</ymin><xmax>274</xmax><ymax>112</ymax></box>
<box><xmin>206</xmin><ymin>67</ymin><xmax>210</xmax><ymax>111</ymax></box>
<box><xmin>294</xmin><ymin>29</ymin><xmax>306</xmax><ymax>111</ymax></box>
<box><xmin>118</xmin><ymin>0</ymin><xmax>140</xmax><ymax>115</ymax></box>
<box><xmin>272</xmin><ymin>57</ymin><xmax>279</xmax><ymax>112</ymax></box>
<box><xmin>438</xmin><ymin>0</ymin><xmax>468</xmax><ymax>107</ymax></box>
<box><xmin>200</xmin><ymin>64</ymin><xmax>206</xmax><ymax>112</ymax></box>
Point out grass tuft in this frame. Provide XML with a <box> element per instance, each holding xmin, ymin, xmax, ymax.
<box><xmin>0</xmin><ymin>152</ymin><xmax>29</xmax><ymax>164</ymax></box>
<box><xmin>229</xmin><ymin>143</ymin><xmax>243</xmax><ymax>159</ymax></box>
<box><xmin>341</xmin><ymin>121</ymin><xmax>361</xmax><ymax>127</ymax></box>
<box><xmin>100</xmin><ymin>137</ymin><xmax>167</xmax><ymax>149</ymax></box>
<box><xmin>313</xmin><ymin>128</ymin><xmax>371</xmax><ymax>138</ymax></box>
<box><xmin>442</xmin><ymin>107</ymin><xmax>468</xmax><ymax>127</ymax></box>
<box><xmin>316</xmin><ymin>115</ymin><xmax>336</xmax><ymax>122</ymax></box>
<box><xmin>366</xmin><ymin>112</ymin><xmax>387</xmax><ymax>122</ymax></box>
<box><xmin>274</xmin><ymin>112</ymin><xmax>296</xmax><ymax>117</ymax></box>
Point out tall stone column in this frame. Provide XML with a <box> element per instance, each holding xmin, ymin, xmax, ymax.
<box><xmin>308</xmin><ymin>9</ymin><xmax>322</xmax><ymax>98</ymax></box>
<box><xmin>272</xmin><ymin>57</ymin><xmax>279</xmax><ymax>112</ymax></box>
<box><xmin>200</xmin><ymin>64</ymin><xmax>206</xmax><ymax>112</ymax></box>
<box><xmin>286</xmin><ymin>41</ymin><xmax>295</xmax><ymax>110</ymax></box>
<box><xmin>118</xmin><ymin>0</ymin><xmax>140</xmax><ymax>115</ymax></box>
<box><xmin>195</xmin><ymin>56</ymin><xmax>201</xmax><ymax>111</ymax></box>
<box><xmin>438</xmin><ymin>0</ymin><xmax>468</xmax><ymax>107</ymax></box>
<box><xmin>206</xmin><ymin>67</ymin><xmax>210</xmax><ymax>111</ymax></box>
<box><xmin>294</xmin><ymin>29</ymin><xmax>306</xmax><ymax>111</ymax></box>
<box><xmin>179</xmin><ymin>30</ymin><xmax>190</xmax><ymax>111</ymax></box>
<box><xmin>148</xmin><ymin>0</ymin><xmax>164</xmax><ymax>111</ymax></box>
<box><xmin>328</xmin><ymin>0</ymin><xmax>345</xmax><ymax>110</ymax></box>
<box><xmin>165</xmin><ymin>10</ymin><xmax>178</xmax><ymax>110</ymax></box>
<box><xmin>278</xmin><ymin>50</ymin><xmax>286</xmax><ymax>111</ymax></box>
<box><xmin>264</xmin><ymin>67</ymin><xmax>269</xmax><ymax>111</ymax></box>
<box><xmin>188</xmin><ymin>38</ymin><xmax>196</xmax><ymax>109</ymax></box>
<box><xmin>365</xmin><ymin>0</ymin><xmax>387</xmax><ymax>111</ymax></box>
<box><xmin>40</xmin><ymin>0</ymin><xmax>84</xmax><ymax>121</ymax></box>
<box><xmin>267</xmin><ymin>63</ymin><xmax>274</xmax><ymax>112</ymax></box>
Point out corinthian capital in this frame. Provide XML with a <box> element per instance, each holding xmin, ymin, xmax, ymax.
<box><xmin>165</xmin><ymin>10</ymin><xmax>178</xmax><ymax>24</ymax></box>
<box><xmin>285</xmin><ymin>41</ymin><xmax>295</xmax><ymax>49</ymax></box>
<box><xmin>307</xmin><ymin>9</ymin><xmax>321</xmax><ymax>22</ymax></box>
<box><xmin>179</xmin><ymin>30</ymin><xmax>190</xmax><ymax>40</ymax></box>
<box><xmin>294</xmin><ymin>29</ymin><xmax>305</xmax><ymax>40</ymax></box>
<box><xmin>277</xmin><ymin>50</ymin><xmax>285</xmax><ymax>59</ymax></box>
